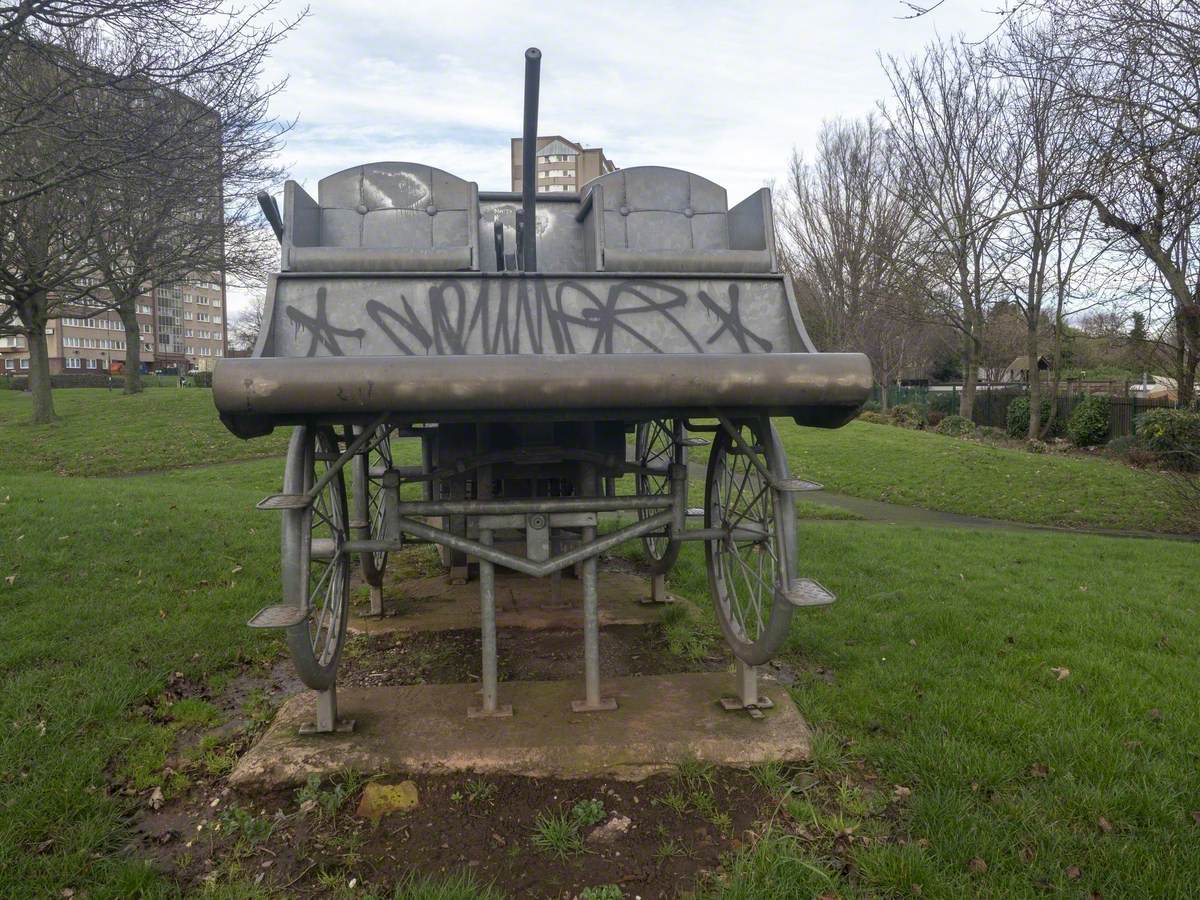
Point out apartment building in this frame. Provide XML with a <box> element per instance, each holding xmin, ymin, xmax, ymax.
<box><xmin>510</xmin><ymin>135</ymin><xmax>616</xmax><ymax>194</ymax></box>
<box><xmin>0</xmin><ymin>279</ymin><xmax>227</xmax><ymax>376</ymax></box>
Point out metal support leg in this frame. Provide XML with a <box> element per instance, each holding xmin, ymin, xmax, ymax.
<box><xmin>572</xmin><ymin>521</ymin><xmax>617</xmax><ymax>713</ymax></box>
<box><xmin>469</xmin><ymin>528</ymin><xmax>511</xmax><ymax>718</ymax></box>
<box><xmin>299</xmin><ymin>684</ymin><xmax>355</xmax><ymax>735</ymax></box>
<box><xmin>369</xmin><ymin>584</ymin><xmax>384</xmax><ymax>617</ymax></box>
<box><xmin>641</xmin><ymin>572</ymin><xmax>674</xmax><ymax>605</ymax></box>
<box><xmin>720</xmin><ymin>659</ymin><xmax>774</xmax><ymax>719</ymax></box>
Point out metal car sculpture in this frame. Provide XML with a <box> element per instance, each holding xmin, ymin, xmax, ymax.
<box><xmin>214</xmin><ymin>49</ymin><xmax>871</xmax><ymax>732</ymax></box>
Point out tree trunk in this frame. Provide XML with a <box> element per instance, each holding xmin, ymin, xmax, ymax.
<box><xmin>1026</xmin><ymin>324</ymin><xmax>1041</xmax><ymax>440</ymax></box>
<box><xmin>119</xmin><ymin>305</ymin><xmax>144</xmax><ymax>394</ymax></box>
<box><xmin>22</xmin><ymin>308</ymin><xmax>56</xmax><ymax>424</ymax></box>
<box><xmin>1182</xmin><ymin>348</ymin><xmax>1198</xmax><ymax>410</ymax></box>
<box><xmin>959</xmin><ymin>331</ymin><xmax>980</xmax><ymax>418</ymax></box>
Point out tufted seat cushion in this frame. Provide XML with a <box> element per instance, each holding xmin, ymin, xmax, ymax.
<box><xmin>283</xmin><ymin>162</ymin><xmax>479</xmax><ymax>271</ymax></box>
<box><xmin>592</xmin><ymin>167</ymin><xmax>729</xmax><ymax>252</ymax></box>
<box><xmin>579</xmin><ymin>166</ymin><xmax>777</xmax><ymax>274</ymax></box>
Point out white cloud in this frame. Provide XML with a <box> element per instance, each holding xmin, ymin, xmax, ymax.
<box><xmin>230</xmin><ymin>0</ymin><xmax>1000</xmax><ymax>315</ymax></box>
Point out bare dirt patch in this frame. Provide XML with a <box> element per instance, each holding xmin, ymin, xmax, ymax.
<box><xmin>135</xmin><ymin>768</ymin><xmax>778</xmax><ymax>898</ymax></box>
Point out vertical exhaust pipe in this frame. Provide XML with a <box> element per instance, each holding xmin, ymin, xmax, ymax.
<box><xmin>521</xmin><ymin>47</ymin><xmax>541</xmax><ymax>272</ymax></box>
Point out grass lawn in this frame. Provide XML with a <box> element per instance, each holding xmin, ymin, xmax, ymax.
<box><xmin>778</xmin><ymin>419</ymin><xmax>1190</xmax><ymax>534</ymax></box>
<box><xmin>0</xmin><ymin>387</ymin><xmax>290</xmax><ymax>476</ymax></box>
<box><xmin>1</xmin><ymin>391</ymin><xmax>1195</xmax><ymax>897</ymax></box>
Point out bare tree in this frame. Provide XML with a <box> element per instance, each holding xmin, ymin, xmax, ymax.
<box><xmin>778</xmin><ymin>115</ymin><xmax>931</xmax><ymax>408</ymax></box>
<box><xmin>881</xmin><ymin>38</ymin><xmax>1015</xmax><ymax>417</ymax></box>
<box><xmin>1015</xmin><ymin>0</ymin><xmax>1200</xmax><ymax>404</ymax></box>
<box><xmin>229</xmin><ymin>293</ymin><xmax>266</xmax><ymax>351</ymax></box>
<box><xmin>989</xmin><ymin>21</ymin><xmax>1102</xmax><ymax>437</ymax></box>
<box><xmin>0</xmin><ymin>2</ymin><xmax>300</xmax><ymax>207</ymax></box>
<box><xmin>0</xmin><ymin>1</ymin><xmax>298</xmax><ymax>416</ymax></box>
<box><xmin>82</xmin><ymin>14</ymin><xmax>288</xmax><ymax>393</ymax></box>
<box><xmin>0</xmin><ymin>44</ymin><xmax>113</xmax><ymax>422</ymax></box>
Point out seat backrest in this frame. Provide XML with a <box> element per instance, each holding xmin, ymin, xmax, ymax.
<box><xmin>316</xmin><ymin>163</ymin><xmax>477</xmax><ymax>251</ymax></box>
<box><xmin>583</xmin><ymin>166</ymin><xmax>730</xmax><ymax>252</ymax></box>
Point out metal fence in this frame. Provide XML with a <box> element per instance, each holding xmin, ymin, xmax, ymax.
<box><xmin>906</xmin><ymin>385</ymin><xmax>1180</xmax><ymax>440</ymax></box>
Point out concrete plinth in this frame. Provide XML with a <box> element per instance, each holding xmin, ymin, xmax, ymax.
<box><xmin>230</xmin><ymin>672</ymin><xmax>809</xmax><ymax>790</ymax></box>
<box><xmin>349</xmin><ymin>570</ymin><xmax>674</xmax><ymax>635</ymax></box>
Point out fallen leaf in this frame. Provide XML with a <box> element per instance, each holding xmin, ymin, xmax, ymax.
<box><xmin>148</xmin><ymin>787</ymin><xmax>164</xmax><ymax>810</ymax></box>
<box><xmin>1050</xmin><ymin>667</ymin><xmax>1070</xmax><ymax>681</ymax></box>
<box><xmin>1190</xmin><ymin>810</ymin><xmax>1200</xmax><ymax>825</ymax></box>
<box><xmin>967</xmin><ymin>857</ymin><xmax>988</xmax><ymax>874</ymax></box>
<box><xmin>231</xmin><ymin>565</ymin><xmax>243</xmax><ymax>574</ymax></box>
<box><xmin>1066</xmin><ymin>865</ymin><xmax>1082</xmax><ymax>880</ymax></box>
<box><xmin>1030</xmin><ymin>762</ymin><xmax>1050</xmax><ymax>778</ymax></box>
<box><xmin>893</xmin><ymin>785</ymin><xmax>912</xmax><ymax>800</ymax></box>
<box><xmin>4</xmin><ymin>575</ymin><xmax>15</xmax><ymax>586</ymax></box>
<box><xmin>1097</xmin><ymin>816</ymin><xmax>1112</xmax><ymax>833</ymax></box>
<box><xmin>1149</xmin><ymin>708</ymin><xmax>1163</xmax><ymax>722</ymax></box>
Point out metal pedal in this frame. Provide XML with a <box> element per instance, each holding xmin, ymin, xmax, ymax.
<box><xmin>677</xmin><ymin>437</ymin><xmax>709</xmax><ymax>447</ymax></box>
<box><xmin>778</xmin><ymin>578</ymin><xmax>836</xmax><ymax>608</ymax></box>
<box><xmin>247</xmin><ymin>605</ymin><xmax>308</xmax><ymax>628</ymax></box>
<box><xmin>256</xmin><ymin>493</ymin><xmax>310</xmax><ymax>510</ymax></box>
<box><xmin>773</xmin><ymin>478</ymin><xmax>824</xmax><ymax>492</ymax></box>
<box><xmin>686</xmin><ymin>507</ymin><xmax>705</xmax><ymax>518</ymax></box>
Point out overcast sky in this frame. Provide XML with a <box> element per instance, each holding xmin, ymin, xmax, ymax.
<box><xmin>233</xmin><ymin>0</ymin><xmax>1001</xmax><ymax>313</ymax></box>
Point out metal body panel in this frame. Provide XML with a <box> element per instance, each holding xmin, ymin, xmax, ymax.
<box><xmin>260</xmin><ymin>272</ymin><xmax>803</xmax><ymax>359</ymax></box>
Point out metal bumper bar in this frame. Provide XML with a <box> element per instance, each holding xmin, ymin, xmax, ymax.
<box><xmin>213</xmin><ymin>352</ymin><xmax>873</xmax><ymax>420</ymax></box>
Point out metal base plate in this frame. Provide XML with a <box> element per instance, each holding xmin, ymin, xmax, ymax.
<box><xmin>247</xmin><ymin>605</ymin><xmax>308</xmax><ymax>629</ymax></box>
<box><xmin>256</xmin><ymin>493</ymin><xmax>310</xmax><ymax>510</ymax></box>
<box><xmin>571</xmin><ymin>698</ymin><xmax>619</xmax><ymax>713</ymax></box>
<box><xmin>299</xmin><ymin>719</ymin><xmax>356</xmax><ymax>735</ymax></box>
<box><xmin>467</xmin><ymin>704</ymin><xmax>514</xmax><ymax>719</ymax></box>
<box><xmin>779</xmin><ymin>578</ymin><xmax>836</xmax><ymax>608</ymax></box>
<box><xmin>720</xmin><ymin>695</ymin><xmax>774</xmax><ymax>719</ymax></box>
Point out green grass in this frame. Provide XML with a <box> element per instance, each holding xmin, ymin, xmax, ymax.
<box><xmin>665</xmin><ymin>521</ymin><xmax>1200</xmax><ymax>898</ymax></box>
<box><xmin>0</xmin><ymin>387</ymin><xmax>290</xmax><ymax>476</ymax></box>
<box><xmin>529</xmin><ymin>807</ymin><xmax>587</xmax><ymax>858</ymax></box>
<box><xmin>779</xmin><ymin>419</ymin><xmax>1188</xmax><ymax>533</ymax></box>
<box><xmin>2</xmin><ymin>391</ymin><xmax>1196</xmax><ymax>897</ymax></box>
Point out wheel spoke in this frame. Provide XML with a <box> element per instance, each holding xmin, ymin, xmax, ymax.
<box><xmin>708</xmin><ymin>419</ymin><xmax>790</xmax><ymax>655</ymax></box>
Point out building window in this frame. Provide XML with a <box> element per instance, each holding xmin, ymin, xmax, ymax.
<box><xmin>66</xmin><ymin>357</ymin><xmax>82</xmax><ymax>369</ymax></box>
<box><xmin>20</xmin><ymin>358</ymin><xmax>29</xmax><ymax>370</ymax></box>
<box><xmin>87</xmin><ymin>358</ymin><xmax>98</xmax><ymax>369</ymax></box>
<box><xmin>4</xmin><ymin>359</ymin><xmax>13</xmax><ymax>370</ymax></box>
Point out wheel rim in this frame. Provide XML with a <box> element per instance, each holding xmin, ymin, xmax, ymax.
<box><xmin>364</xmin><ymin>427</ymin><xmax>392</xmax><ymax>572</ymax></box>
<box><xmin>636</xmin><ymin>418</ymin><xmax>682</xmax><ymax>568</ymax></box>
<box><xmin>302</xmin><ymin>429</ymin><xmax>349</xmax><ymax>668</ymax></box>
<box><xmin>707</xmin><ymin>419</ymin><xmax>780</xmax><ymax>648</ymax></box>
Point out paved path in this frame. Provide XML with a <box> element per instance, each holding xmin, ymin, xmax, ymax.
<box><xmin>805</xmin><ymin>489</ymin><xmax>1199</xmax><ymax>543</ymax></box>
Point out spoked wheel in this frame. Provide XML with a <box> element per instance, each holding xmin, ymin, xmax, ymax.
<box><xmin>283</xmin><ymin>426</ymin><xmax>351</xmax><ymax>690</ymax></box>
<box><xmin>635</xmin><ymin>418</ymin><xmax>684</xmax><ymax>574</ymax></box>
<box><xmin>704</xmin><ymin>416</ymin><xmax>796</xmax><ymax>666</ymax></box>
<box><xmin>352</xmin><ymin>425</ymin><xmax>392</xmax><ymax>587</ymax></box>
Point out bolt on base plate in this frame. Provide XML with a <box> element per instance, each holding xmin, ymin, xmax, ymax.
<box><xmin>719</xmin><ymin>695</ymin><xmax>774</xmax><ymax>719</ymax></box>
